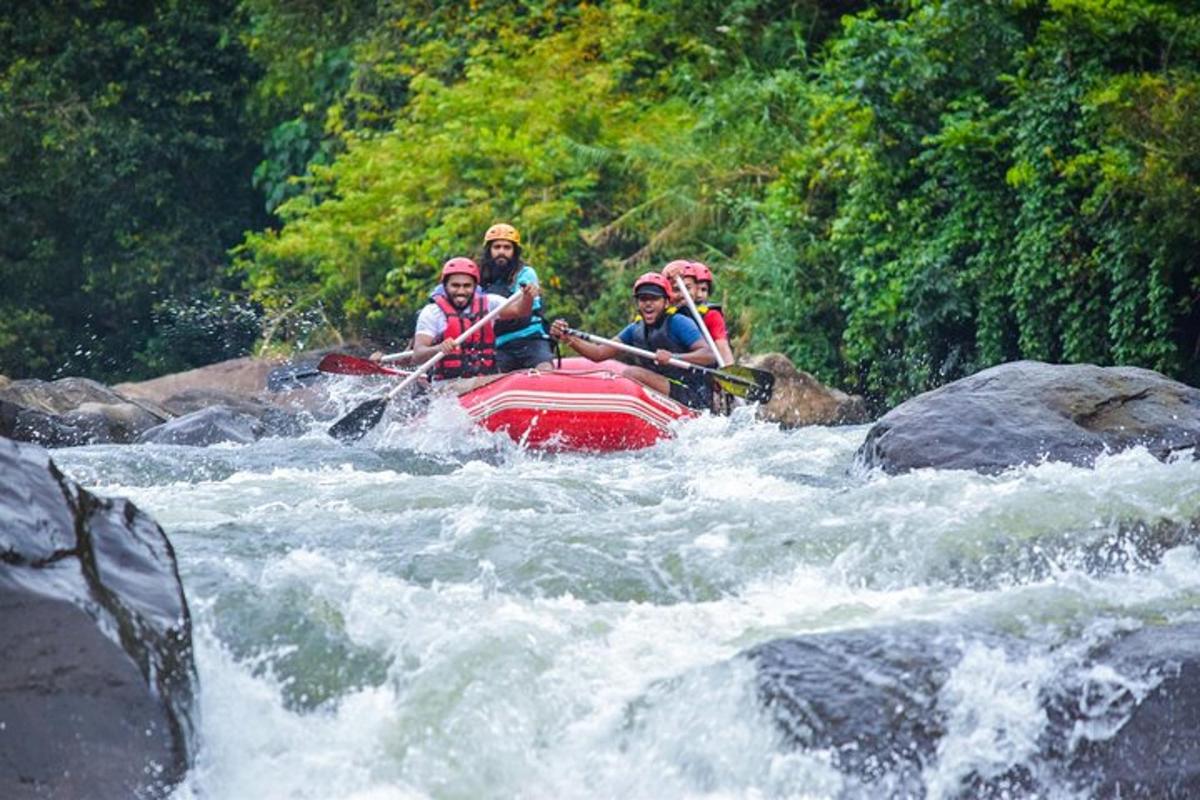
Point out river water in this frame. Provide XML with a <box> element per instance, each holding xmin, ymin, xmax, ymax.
<box><xmin>52</xmin><ymin>397</ymin><xmax>1200</xmax><ymax>799</ymax></box>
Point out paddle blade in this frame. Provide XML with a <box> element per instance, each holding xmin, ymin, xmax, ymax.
<box><xmin>712</xmin><ymin>365</ymin><xmax>775</xmax><ymax>404</ymax></box>
<box><xmin>328</xmin><ymin>397</ymin><xmax>389</xmax><ymax>442</ymax></box>
<box><xmin>318</xmin><ymin>353</ymin><xmax>403</xmax><ymax>376</ymax></box>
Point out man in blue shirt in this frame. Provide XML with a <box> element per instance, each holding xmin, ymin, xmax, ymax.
<box><xmin>550</xmin><ymin>272</ymin><xmax>715</xmax><ymax>410</ymax></box>
<box><xmin>479</xmin><ymin>223</ymin><xmax>554</xmax><ymax>371</ymax></box>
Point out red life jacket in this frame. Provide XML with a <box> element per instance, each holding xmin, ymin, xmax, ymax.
<box><xmin>431</xmin><ymin>293</ymin><xmax>496</xmax><ymax>380</ymax></box>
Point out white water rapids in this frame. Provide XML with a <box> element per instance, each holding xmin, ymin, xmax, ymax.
<box><xmin>52</xmin><ymin>399</ymin><xmax>1200</xmax><ymax>799</ymax></box>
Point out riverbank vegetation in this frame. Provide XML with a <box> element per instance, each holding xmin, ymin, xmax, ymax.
<box><xmin>3</xmin><ymin>0</ymin><xmax>1197</xmax><ymax>405</ymax></box>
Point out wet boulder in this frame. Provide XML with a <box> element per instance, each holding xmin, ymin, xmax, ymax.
<box><xmin>136</xmin><ymin>404</ymin><xmax>275</xmax><ymax>446</ymax></box>
<box><xmin>0</xmin><ymin>376</ymin><xmax>128</xmax><ymax>414</ymax></box>
<box><xmin>0</xmin><ymin>377</ymin><xmax>168</xmax><ymax>445</ymax></box>
<box><xmin>0</xmin><ymin>438</ymin><xmax>195</xmax><ymax>798</ymax></box>
<box><xmin>155</xmin><ymin>388</ymin><xmax>307</xmax><ymax>438</ymax></box>
<box><xmin>1047</xmin><ymin>622</ymin><xmax>1200</xmax><ymax>798</ymax></box>
<box><xmin>747</xmin><ymin>627</ymin><xmax>954</xmax><ymax>795</ymax></box>
<box><xmin>266</xmin><ymin>359</ymin><xmax>325</xmax><ymax>392</ymax></box>
<box><xmin>741</xmin><ymin>353</ymin><xmax>869</xmax><ymax>428</ymax></box>
<box><xmin>119</xmin><ymin>356</ymin><xmax>325</xmax><ymax>428</ymax></box>
<box><xmin>113</xmin><ymin>355</ymin><xmax>282</xmax><ymax>405</ymax></box>
<box><xmin>748</xmin><ymin>622</ymin><xmax>1200</xmax><ymax>798</ymax></box>
<box><xmin>857</xmin><ymin>361</ymin><xmax>1200</xmax><ymax>474</ymax></box>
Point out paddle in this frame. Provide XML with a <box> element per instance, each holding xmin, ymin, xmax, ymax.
<box><xmin>317</xmin><ymin>353</ymin><xmax>411</xmax><ymax>377</ymax></box>
<box><xmin>563</xmin><ymin>327</ymin><xmax>774</xmax><ymax>403</ymax></box>
<box><xmin>379</xmin><ymin>349</ymin><xmax>413</xmax><ymax>364</ymax></box>
<box><xmin>673</xmin><ymin>276</ymin><xmax>726</xmax><ymax>368</ymax></box>
<box><xmin>328</xmin><ymin>291</ymin><xmax>525</xmax><ymax>442</ymax></box>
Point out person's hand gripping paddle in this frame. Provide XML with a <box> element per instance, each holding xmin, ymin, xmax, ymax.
<box><xmin>564</xmin><ymin>328</ymin><xmax>775</xmax><ymax>403</ymax></box>
<box><xmin>328</xmin><ymin>292</ymin><xmax>524</xmax><ymax>442</ymax></box>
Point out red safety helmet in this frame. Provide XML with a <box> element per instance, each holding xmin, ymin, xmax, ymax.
<box><xmin>660</xmin><ymin>259</ymin><xmax>691</xmax><ymax>279</ymax></box>
<box><xmin>633</xmin><ymin>272</ymin><xmax>671</xmax><ymax>298</ymax></box>
<box><xmin>440</xmin><ymin>257</ymin><xmax>481</xmax><ymax>283</ymax></box>
<box><xmin>685</xmin><ymin>261</ymin><xmax>714</xmax><ymax>286</ymax></box>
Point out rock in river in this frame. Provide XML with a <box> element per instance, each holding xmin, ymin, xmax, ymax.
<box><xmin>0</xmin><ymin>438</ymin><xmax>195</xmax><ymax>798</ymax></box>
<box><xmin>857</xmin><ymin>360</ymin><xmax>1200</xmax><ymax>474</ymax></box>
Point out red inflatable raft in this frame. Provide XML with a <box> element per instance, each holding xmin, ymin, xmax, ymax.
<box><xmin>456</xmin><ymin>357</ymin><xmax>697</xmax><ymax>451</ymax></box>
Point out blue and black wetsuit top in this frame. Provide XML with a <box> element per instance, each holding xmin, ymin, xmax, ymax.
<box><xmin>617</xmin><ymin>314</ymin><xmax>711</xmax><ymax>403</ymax></box>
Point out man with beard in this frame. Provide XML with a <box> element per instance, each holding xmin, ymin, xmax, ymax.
<box><xmin>549</xmin><ymin>272</ymin><xmax>714</xmax><ymax>410</ymax></box>
<box><xmin>412</xmin><ymin>256</ymin><xmax>536</xmax><ymax>381</ymax></box>
<box><xmin>479</xmin><ymin>222</ymin><xmax>555</xmax><ymax>371</ymax></box>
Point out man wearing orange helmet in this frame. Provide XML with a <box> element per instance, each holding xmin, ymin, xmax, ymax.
<box><xmin>412</xmin><ymin>257</ymin><xmax>537</xmax><ymax>381</ymax></box>
<box><xmin>549</xmin><ymin>272</ymin><xmax>714</xmax><ymax>410</ymax></box>
<box><xmin>479</xmin><ymin>222</ymin><xmax>554</xmax><ymax>371</ymax></box>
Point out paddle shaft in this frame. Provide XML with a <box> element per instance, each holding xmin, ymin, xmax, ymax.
<box><xmin>564</xmin><ymin>328</ymin><xmax>726</xmax><ymax>379</ymax></box>
<box><xmin>673</xmin><ymin>276</ymin><xmax>726</xmax><ymax>368</ymax></box>
<box><xmin>385</xmin><ymin>291</ymin><xmax>525</xmax><ymax>399</ymax></box>
<box><xmin>380</xmin><ymin>349</ymin><xmax>412</xmax><ymax>363</ymax></box>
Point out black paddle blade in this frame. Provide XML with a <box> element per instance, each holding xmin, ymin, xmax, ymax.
<box><xmin>712</xmin><ymin>365</ymin><xmax>775</xmax><ymax>404</ymax></box>
<box><xmin>328</xmin><ymin>397</ymin><xmax>389</xmax><ymax>442</ymax></box>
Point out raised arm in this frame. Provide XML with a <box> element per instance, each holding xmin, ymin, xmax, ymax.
<box><xmin>497</xmin><ymin>282</ymin><xmax>537</xmax><ymax>319</ymax></box>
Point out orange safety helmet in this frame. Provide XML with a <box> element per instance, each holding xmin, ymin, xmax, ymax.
<box><xmin>685</xmin><ymin>261</ymin><xmax>714</xmax><ymax>286</ymax></box>
<box><xmin>483</xmin><ymin>223</ymin><xmax>521</xmax><ymax>246</ymax></box>
<box><xmin>632</xmin><ymin>272</ymin><xmax>671</xmax><ymax>298</ymax></box>
<box><xmin>440</xmin><ymin>257</ymin><xmax>481</xmax><ymax>283</ymax></box>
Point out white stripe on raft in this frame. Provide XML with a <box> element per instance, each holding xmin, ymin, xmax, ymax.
<box><xmin>464</xmin><ymin>389</ymin><xmax>688</xmax><ymax>430</ymax></box>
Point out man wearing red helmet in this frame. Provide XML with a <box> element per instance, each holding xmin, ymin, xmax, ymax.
<box><xmin>661</xmin><ymin>259</ymin><xmax>734</xmax><ymax>366</ymax></box>
<box><xmin>412</xmin><ymin>257</ymin><xmax>537</xmax><ymax>381</ymax></box>
<box><xmin>479</xmin><ymin>222</ymin><xmax>554</xmax><ymax>371</ymax></box>
<box><xmin>549</xmin><ymin>272</ymin><xmax>715</xmax><ymax>410</ymax></box>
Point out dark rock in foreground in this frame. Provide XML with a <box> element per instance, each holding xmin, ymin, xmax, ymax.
<box><xmin>748</xmin><ymin>622</ymin><xmax>1200</xmax><ymax>798</ymax></box>
<box><xmin>857</xmin><ymin>361</ymin><xmax>1200</xmax><ymax>474</ymax></box>
<box><xmin>1047</xmin><ymin>623</ymin><xmax>1200</xmax><ymax>798</ymax></box>
<box><xmin>0</xmin><ymin>438</ymin><xmax>195</xmax><ymax>798</ymax></box>
<box><xmin>748</xmin><ymin>627</ymin><xmax>951</xmax><ymax>795</ymax></box>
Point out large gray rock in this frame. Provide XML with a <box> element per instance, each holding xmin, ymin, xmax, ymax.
<box><xmin>742</xmin><ymin>353</ymin><xmax>869</xmax><ymax>428</ymax></box>
<box><xmin>1047</xmin><ymin>623</ymin><xmax>1200</xmax><ymax>797</ymax></box>
<box><xmin>113</xmin><ymin>355</ymin><xmax>283</xmax><ymax>405</ymax></box>
<box><xmin>153</xmin><ymin>388</ymin><xmax>307</xmax><ymax>438</ymax></box>
<box><xmin>0</xmin><ymin>376</ymin><xmax>127</xmax><ymax>414</ymax></box>
<box><xmin>857</xmin><ymin>361</ymin><xmax>1200</xmax><ymax>474</ymax></box>
<box><xmin>0</xmin><ymin>438</ymin><xmax>195</xmax><ymax>798</ymax></box>
<box><xmin>0</xmin><ymin>377</ymin><xmax>169</xmax><ymax>445</ymax></box>
<box><xmin>748</xmin><ymin>627</ymin><xmax>951</xmax><ymax>795</ymax></box>
<box><xmin>117</xmin><ymin>351</ymin><xmax>349</xmax><ymax>420</ymax></box>
<box><xmin>748</xmin><ymin>622</ymin><xmax>1200</xmax><ymax>798</ymax></box>
<box><xmin>136</xmin><ymin>403</ymin><xmax>288</xmax><ymax>446</ymax></box>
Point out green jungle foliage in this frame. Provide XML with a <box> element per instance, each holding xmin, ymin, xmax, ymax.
<box><xmin>3</xmin><ymin>0</ymin><xmax>1198</xmax><ymax>406</ymax></box>
<box><xmin>0</xmin><ymin>0</ymin><xmax>266</xmax><ymax>380</ymax></box>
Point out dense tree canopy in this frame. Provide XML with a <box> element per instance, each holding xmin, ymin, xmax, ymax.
<box><xmin>0</xmin><ymin>0</ymin><xmax>267</xmax><ymax>379</ymax></box>
<box><xmin>3</xmin><ymin>0</ymin><xmax>1198</xmax><ymax>405</ymax></box>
